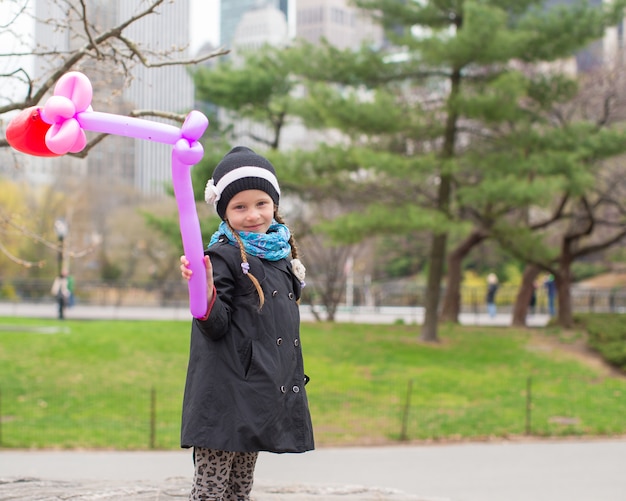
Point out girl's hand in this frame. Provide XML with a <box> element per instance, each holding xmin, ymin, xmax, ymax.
<box><xmin>180</xmin><ymin>255</ymin><xmax>214</xmax><ymax>302</ymax></box>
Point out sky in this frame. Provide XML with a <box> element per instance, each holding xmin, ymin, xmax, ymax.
<box><xmin>190</xmin><ymin>0</ymin><xmax>220</xmax><ymax>52</ymax></box>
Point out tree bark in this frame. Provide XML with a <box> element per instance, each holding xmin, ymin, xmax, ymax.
<box><xmin>421</xmin><ymin>232</ymin><xmax>447</xmax><ymax>342</ymax></box>
<box><xmin>440</xmin><ymin>229</ymin><xmax>488</xmax><ymax>323</ymax></box>
<box><xmin>420</xmin><ymin>67</ymin><xmax>461</xmax><ymax>343</ymax></box>
<box><xmin>556</xmin><ymin>259</ymin><xmax>574</xmax><ymax>328</ymax></box>
<box><xmin>512</xmin><ymin>264</ymin><xmax>542</xmax><ymax>326</ymax></box>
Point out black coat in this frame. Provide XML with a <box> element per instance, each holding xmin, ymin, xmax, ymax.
<box><xmin>181</xmin><ymin>237</ymin><xmax>314</xmax><ymax>453</ymax></box>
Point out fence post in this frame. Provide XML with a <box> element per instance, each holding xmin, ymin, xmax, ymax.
<box><xmin>400</xmin><ymin>379</ymin><xmax>413</xmax><ymax>441</ymax></box>
<box><xmin>150</xmin><ymin>386</ymin><xmax>156</xmax><ymax>449</ymax></box>
<box><xmin>525</xmin><ymin>376</ymin><xmax>532</xmax><ymax>435</ymax></box>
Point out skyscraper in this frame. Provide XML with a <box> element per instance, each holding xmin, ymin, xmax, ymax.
<box><xmin>295</xmin><ymin>0</ymin><xmax>383</xmax><ymax>50</ymax></box>
<box><xmin>220</xmin><ymin>0</ymin><xmax>381</xmax><ymax>52</ymax></box>
<box><xmin>221</xmin><ymin>0</ymin><xmax>291</xmax><ymax>49</ymax></box>
<box><xmin>118</xmin><ymin>1</ymin><xmax>194</xmax><ymax>197</ymax></box>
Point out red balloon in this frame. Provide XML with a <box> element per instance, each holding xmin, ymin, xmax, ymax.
<box><xmin>6</xmin><ymin>107</ymin><xmax>61</xmax><ymax>157</ymax></box>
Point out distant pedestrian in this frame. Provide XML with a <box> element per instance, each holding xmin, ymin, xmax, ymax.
<box><xmin>544</xmin><ymin>274</ymin><xmax>557</xmax><ymax>316</ymax></box>
<box><xmin>50</xmin><ymin>272</ymin><xmax>70</xmax><ymax>320</ymax></box>
<box><xmin>528</xmin><ymin>280</ymin><xmax>537</xmax><ymax>315</ymax></box>
<box><xmin>67</xmin><ymin>274</ymin><xmax>75</xmax><ymax>307</ymax></box>
<box><xmin>486</xmin><ymin>273</ymin><xmax>499</xmax><ymax>318</ymax></box>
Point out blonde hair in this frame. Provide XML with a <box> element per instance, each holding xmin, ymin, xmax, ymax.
<box><xmin>227</xmin><ymin>210</ymin><xmax>300</xmax><ymax>310</ymax></box>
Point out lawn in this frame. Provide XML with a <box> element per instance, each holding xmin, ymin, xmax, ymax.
<box><xmin>0</xmin><ymin>316</ymin><xmax>624</xmax><ymax>449</ymax></box>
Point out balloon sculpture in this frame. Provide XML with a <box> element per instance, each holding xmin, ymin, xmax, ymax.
<box><xmin>6</xmin><ymin>71</ymin><xmax>209</xmax><ymax>318</ymax></box>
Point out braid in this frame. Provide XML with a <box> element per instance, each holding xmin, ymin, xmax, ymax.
<box><xmin>227</xmin><ymin>221</ymin><xmax>265</xmax><ymax>309</ymax></box>
<box><xmin>275</xmin><ymin>211</ymin><xmax>304</xmax><ymax>305</ymax></box>
<box><xmin>275</xmin><ymin>211</ymin><xmax>299</xmax><ymax>260</ymax></box>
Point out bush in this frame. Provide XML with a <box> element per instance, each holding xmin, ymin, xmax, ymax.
<box><xmin>0</xmin><ymin>283</ymin><xmax>18</xmax><ymax>300</ymax></box>
<box><xmin>580</xmin><ymin>314</ymin><xmax>626</xmax><ymax>371</ymax></box>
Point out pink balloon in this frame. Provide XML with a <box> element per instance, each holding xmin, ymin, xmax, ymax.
<box><xmin>20</xmin><ymin>71</ymin><xmax>211</xmax><ymax>318</ymax></box>
<box><xmin>172</xmin><ymin>145</ymin><xmax>207</xmax><ymax>318</ymax></box>
<box><xmin>54</xmin><ymin>71</ymin><xmax>93</xmax><ymax>112</ymax></box>
<box><xmin>181</xmin><ymin>111</ymin><xmax>210</xmax><ymax>142</ymax></box>
<box><xmin>46</xmin><ymin>118</ymin><xmax>81</xmax><ymax>155</ymax></box>
<box><xmin>42</xmin><ymin>95</ymin><xmax>76</xmax><ymax>123</ymax></box>
<box><xmin>68</xmin><ymin>129</ymin><xmax>87</xmax><ymax>153</ymax></box>
<box><xmin>77</xmin><ymin>112</ymin><xmax>181</xmax><ymax>143</ymax></box>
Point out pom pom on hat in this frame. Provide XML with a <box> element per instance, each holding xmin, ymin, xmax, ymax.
<box><xmin>205</xmin><ymin>146</ymin><xmax>281</xmax><ymax>219</ymax></box>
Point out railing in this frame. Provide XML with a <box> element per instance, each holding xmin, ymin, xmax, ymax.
<box><xmin>1</xmin><ymin>375</ymin><xmax>624</xmax><ymax>449</ymax></box>
<box><xmin>2</xmin><ymin>279</ymin><xmax>626</xmax><ymax>314</ymax></box>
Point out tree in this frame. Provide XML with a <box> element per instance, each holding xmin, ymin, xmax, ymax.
<box><xmin>497</xmin><ymin>61</ymin><xmax>626</xmax><ymax>328</ymax></box>
<box><xmin>193</xmin><ymin>46</ymin><xmax>294</xmax><ymax>150</ymax></box>
<box><xmin>442</xmin><ymin>60</ymin><xmax>626</xmax><ymax>327</ymax></box>
<box><xmin>281</xmin><ymin>0</ymin><xmax>626</xmax><ymax>340</ymax></box>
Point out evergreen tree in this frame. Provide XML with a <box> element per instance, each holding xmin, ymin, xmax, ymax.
<box><xmin>283</xmin><ymin>0</ymin><xmax>626</xmax><ymax>339</ymax></box>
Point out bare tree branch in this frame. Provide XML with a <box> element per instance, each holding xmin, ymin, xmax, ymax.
<box><xmin>0</xmin><ymin>239</ymin><xmax>45</xmax><ymax>268</ymax></box>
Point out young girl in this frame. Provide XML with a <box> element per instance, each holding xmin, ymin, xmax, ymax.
<box><xmin>179</xmin><ymin>146</ymin><xmax>314</xmax><ymax>501</ymax></box>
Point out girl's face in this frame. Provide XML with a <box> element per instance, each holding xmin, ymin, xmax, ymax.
<box><xmin>225</xmin><ymin>189</ymin><xmax>275</xmax><ymax>234</ymax></box>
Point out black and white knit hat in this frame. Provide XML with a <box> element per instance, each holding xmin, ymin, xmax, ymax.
<box><xmin>204</xmin><ymin>146</ymin><xmax>281</xmax><ymax>219</ymax></box>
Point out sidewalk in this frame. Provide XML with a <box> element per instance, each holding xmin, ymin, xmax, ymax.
<box><xmin>0</xmin><ymin>300</ymin><xmax>550</xmax><ymax>326</ymax></box>
<box><xmin>2</xmin><ymin>439</ymin><xmax>626</xmax><ymax>500</ymax></box>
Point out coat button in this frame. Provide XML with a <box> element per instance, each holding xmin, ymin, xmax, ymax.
<box><xmin>292</xmin><ymin>385</ymin><xmax>300</xmax><ymax>393</ymax></box>
<box><xmin>277</xmin><ymin>337</ymin><xmax>283</xmax><ymax>345</ymax></box>
<box><xmin>280</xmin><ymin>385</ymin><xmax>286</xmax><ymax>393</ymax></box>
<box><xmin>272</xmin><ymin>290</ymin><xmax>278</xmax><ymax>297</ymax></box>
<box><xmin>294</xmin><ymin>338</ymin><xmax>299</xmax><ymax>347</ymax></box>
<box><xmin>288</xmin><ymin>292</ymin><xmax>294</xmax><ymax>300</ymax></box>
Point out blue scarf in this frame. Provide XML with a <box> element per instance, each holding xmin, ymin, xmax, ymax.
<box><xmin>208</xmin><ymin>220</ymin><xmax>291</xmax><ymax>261</ymax></box>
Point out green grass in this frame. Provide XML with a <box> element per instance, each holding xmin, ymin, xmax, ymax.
<box><xmin>0</xmin><ymin>316</ymin><xmax>625</xmax><ymax>450</ymax></box>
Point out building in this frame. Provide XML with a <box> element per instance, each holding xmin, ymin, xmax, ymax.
<box><xmin>232</xmin><ymin>4</ymin><xmax>290</xmax><ymax>55</ymax></box>
<box><xmin>220</xmin><ymin>0</ymin><xmax>382</xmax><ymax>52</ymax></box>
<box><xmin>547</xmin><ymin>0</ymin><xmax>623</xmax><ymax>72</ymax></box>
<box><xmin>295</xmin><ymin>0</ymin><xmax>383</xmax><ymax>50</ymax></box>
<box><xmin>221</xmin><ymin>0</ymin><xmax>293</xmax><ymax>50</ymax></box>
<box><xmin>118</xmin><ymin>1</ymin><xmax>194</xmax><ymax>197</ymax></box>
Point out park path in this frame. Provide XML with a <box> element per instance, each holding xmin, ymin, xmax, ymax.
<box><xmin>2</xmin><ymin>439</ymin><xmax>626</xmax><ymax>500</ymax></box>
<box><xmin>0</xmin><ymin>300</ymin><xmax>550</xmax><ymax>326</ymax></box>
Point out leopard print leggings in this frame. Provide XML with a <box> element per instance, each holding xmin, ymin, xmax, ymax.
<box><xmin>190</xmin><ymin>447</ymin><xmax>259</xmax><ymax>501</ymax></box>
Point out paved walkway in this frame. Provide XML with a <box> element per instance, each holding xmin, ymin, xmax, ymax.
<box><xmin>2</xmin><ymin>439</ymin><xmax>626</xmax><ymax>500</ymax></box>
<box><xmin>0</xmin><ymin>301</ymin><xmax>550</xmax><ymax>326</ymax></box>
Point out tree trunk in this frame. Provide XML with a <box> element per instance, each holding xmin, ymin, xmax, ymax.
<box><xmin>555</xmin><ymin>241</ymin><xmax>575</xmax><ymax>328</ymax></box>
<box><xmin>421</xmin><ymin>232</ymin><xmax>447</xmax><ymax>342</ymax></box>
<box><xmin>420</xmin><ymin>67</ymin><xmax>460</xmax><ymax>343</ymax></box>
<box><xmin>440</xmin><ymin>229</ymin><xmax>487</xmax><ymax>323</ymax></box>
<box><xmin>512</xmin><ymin>264</ymin><xmax>541</xmax><ymax>326</ymax></box>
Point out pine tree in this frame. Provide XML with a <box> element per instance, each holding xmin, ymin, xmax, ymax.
<box><xmin>283</xmin><ymin>0</ymin><xmax>626</xmax><ymax>339</ymax></box>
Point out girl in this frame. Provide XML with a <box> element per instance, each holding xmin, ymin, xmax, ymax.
<box><xmin>179</xmin><ymin>146</ymin><xmax>314</xmax><ymax>501</ymax></box>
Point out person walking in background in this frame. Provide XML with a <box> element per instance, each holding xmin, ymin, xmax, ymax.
<box><xmin>179</xmin><ymin>146</ymin><xmax>314</xmax><ymax>501</ymax></box>
<box><xmin>486</xmin><ymin>273</ymin><xmax>499</xmax><ymax>318</ymax></box>
<box><xmin>50</xmin><ymin>271</ymin><xmax>70</xmax><ymax>320</ymax></box>
<box><xmin>544</xmin><ymin>274</ymin><xmax>557</xmax><ymax>317</ymax></box>
<box><xmin>528</xmin><ymin>279</ymin><xmax>538</xmax><ymax>315</ymax></box>
<box><xmin>67</xmin><ymin>274</ymin><xmax>75</xmax><ymax>307</ymax></box>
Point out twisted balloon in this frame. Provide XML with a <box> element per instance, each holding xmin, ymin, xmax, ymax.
<box><xmin>6</xmin><ymin>71</ymin><xmax>209</xmax><ymax>318</ymax></box>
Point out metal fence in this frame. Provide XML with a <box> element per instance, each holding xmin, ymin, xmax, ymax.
<box><xmin>1</xmin><ymin>376</ymin><xmax>625</xmax><ymax>449</ymax></box>
<box><xmin>3</xmin><ymin>278</ymin><xmax>626</xmax><ymax>314</ymax></box>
